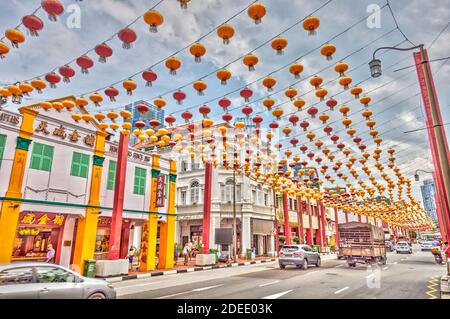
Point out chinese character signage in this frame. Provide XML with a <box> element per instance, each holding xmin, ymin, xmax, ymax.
<box><xmin>156</xmin><ymin>175</ymin><xmax>166</xmax><ymax>207</ymax></box>
<box><xmin>18</xmin><ymin>212</ymin><xmax>65</xmax><ymax>227</ymax></box>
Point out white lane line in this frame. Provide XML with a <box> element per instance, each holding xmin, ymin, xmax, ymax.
<box><xmin>259</xmin><ymin>280</ymin><xmax>280</xmax><ymax>287</ymax></box>
<box><xmin>192</xmin><ymin>284</ymin><xmax>224</xmax><ymax>292</ymax></box>
<box><xmin>365</xmin><ymin>274</ymin><xmax>375</xmax><ymax>279</ymax></box>
<box><xmin>334</xmin><ymin>286</ymin><xmax>349</xmax><ymax>294</ymax></box>
<box><xmin>382</xmin><ymin>267</ymin><xmax>388</xmax><ymax>270</ymax></box>
<box><xmin>335</xmin><ymin>265</ymin><xmax>345</xmax><ymax>268</ymax></box>
<box><xmin>262</xmin><ymin>290</ymin><xmax>293</xmax><ymax>299</ymax></box>
<box><xmin>156</xmin><ymin>291</ymin><xmax>190</xmax><ymax>299</ymax></box>
<box><xmin>115</xmin><ymin>281</ymin><xmax>163</xmax><ymax>289</ymax></box>
<box><xmin>401</xmin><ymin>258</ymin><xmax>407</xmax><ymax>261</ymax></box>
<box><xmin>393</xmin><ymin>262</ymin><xmax>398</xmax><ymax>264</ymax></box>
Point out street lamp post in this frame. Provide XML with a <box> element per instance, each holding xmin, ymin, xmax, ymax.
<box><xmin>370</xmin><ymin>44</ymin><xmax>450</xmax><ymax>238</ymax></box>
<box><xmin>414</xmin><ymin>169</ymin><xmax>433</xmax><ymax>181</ymax></box>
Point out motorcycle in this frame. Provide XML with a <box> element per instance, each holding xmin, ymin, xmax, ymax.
<box><xmin>431</xmin><ymin>246</ymin><xmax>444</xmax><ymax>265</ymax></box>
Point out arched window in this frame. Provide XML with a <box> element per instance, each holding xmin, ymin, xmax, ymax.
<box><xmin>190</xmin><ymin>180</ymin><xmax>200</xmax><ymax>204</ymax></box>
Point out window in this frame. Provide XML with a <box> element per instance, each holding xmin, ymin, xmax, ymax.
<box><xmin>133</xmin><ymin>167</ymin><xmax>147</xmax><ymax>195</ymax></box>
<box><xmin>35</xmin><ymin>266</ymin><xmax>77</xmax><ymax>283</ymax></box>
<box><xmin>181</xmin><ymin>159</ymin><xmax>188</xmax><ymax>172</ymax></box>
<box><xmin>0</xmin><ymin>267</ymin><xmax>34</xmax><ymax>285</ymax></box>
<box><xmin>106</xmin><ymin>160</ymin><xmax>117</xmax><ymax>190</ymax></box>
<box><xmin>236</xmin><ymin>184</ymin><xmax>241</xmax><ymax>202</ymax></box>
<box><xmin>0</xmin><ymin>134</ymin><xmax>6</xmax><ymax>168</ymax></box>
<box><xmin>294</xmin><ymin>199</ymin><xmax>298</xmax><ymax>211</ymax></box>
<box><xmin>224</xmin><ymin>179</ymin><xmax>234</xmax><ymax>202</ymax></box>
<box><xmin>70</xmin><ymin>152</ymin><xmax>90</xmax><ymax>178</ymax></box>
<box><xmin>252</xmin><ymin>190</ymin><xmax>257</xmax><ymax>203</ymax></box>
<box><xmin>264</xmin><ymin>193</ymin><xmax>269</xmax><ymax>206</ymax></box>
<box><xmin>289</xmin><ymin>198</ymin><xmax>293</xmax><ymax>210</ymax></box>
<box><xmin>180</xmin><ymin>190</ymin><xmax>187</xmax><ymax>205</ymax></box>
<box><xmin>30</xmin><ymin>142</ymin><xmax>54</xmax><ymax>172</ymax></box>
<box><xmin>190</xmin><ymin>180</ymin><xmax>200</xmax><ymax>203</ymax></box>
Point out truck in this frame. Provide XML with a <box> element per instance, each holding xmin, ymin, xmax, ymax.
<box><xmin>338</xmin><ymin>222</ymin><xmax>387</xmax><ymax>267</ymax></box>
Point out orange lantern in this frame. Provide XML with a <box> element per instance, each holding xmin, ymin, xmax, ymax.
<box><xmin>52</xmin><ymin>102</ymin><xmax>64</xmax><ymax>112</ymax></box>
<box><xmin>190</xmin><ymin>42</ymin><xmax>206</xmax><ymax>62</ymax></box>
<box><xmin>262</xmin><ymin>76</ymin><xmax>277</xmax><ymax>91</ymax></box>
<box><xmin>293</xmin><ymin>98</ymin><xmax>305</xmax><ymax>110</ymax></box>
<box><xmin>350</xmin><ymin>86</ymin><xmax>363</xmax><ymax>99</ymax></box>
<box><xmin>282</xmin><ymin>127</ymin><xmax>292</xmax><ymax>136</ymax></box>
<box><xmin>19</xmin><ymin>82</ymin><xmax>33</xmax><ymax>96</ymax></box>
<box><xmin>40</xmin><ymin>101</ymin><xmax>52</xmax><ymax>111</ymax></box>
<box><xmin>319</xmin><ymin>113</ymin><xmax>329</xmax><ymax>124</ymax></box>
<box><xmin>89</xmin><ymin>92</ymin><xmax>103</xmax><ymax>107</ymax></box>
<box><xmin>62</xmin><ymin>100</ymin><xmax>75</xmax><ymax>110</ymax></box>
<box><xmin>0</xmin><ymin>41</ymin><xmax>9</xmax><ymax>58</ymax></box>
<box><xmin>339</xmin><ymin>105</ymin><xmax>350</xmax><ymax>116</ymax></box>
<box><xmin>315</xmin><ymin>87</ymin><xmax>328</xmax><ymax>101</ymax></box>
<box><xmin>309</xmin><ymin>75</ymin><xmax>323</xmax><ymax>89</ymax></box>
<box><xmin>289</xmin><ymin>63</ymin><xmax>304</xmax><ymax>79</ymax></box>
<box><xmin>71</xmin><ymin>113</ymin><xmax>82</xmax><ymax>122</ymax></box>
<box><xmin>339</xmin><ymin>76</ymin><xmax>352</xmax><ymax>90</ymax></box>
<box><xmin>143</xmin><ymin>10</ymin><xmax>164</xmax><ymax>33</ymax></box>
<box><xmin>30</xmin><ymin>78</ymin><xmax>47</xmax><ymax>93</ymax></box>
<box><xmin>346</xmin><ymin>128</ymin><xmax>356</xmax><ymax>136</ymax></box>
<box><xmin>248</xmin><ymin>2</ymin><xmax>266</xmax><ymax>24</ymax></box>
<box><xmin>76</xmin><ymin>97</ymin><xmax>88</xmax><ymax>108</ymax></box>
<box><xmin>216</xmin><ymin>69</ymin><xmax>231</xmax><ymax>85</ymax></box>
<box><xmin>362</xmin><ymin>109</ymin><xmax>372</xmax><ymax>120</ymax></box>
<box><xmin>153</xmin><ymin>97</ymin><xmax>166</xmax><ymax>109</ymax></box>
<box><xmin>342</xmin><ymin>118</ymin><xmax>352</xmax><ymax>128</ymax></box>
<box><xmin>320</xmin><ymin>43</ymin><xmax>336</xmax><ymax>60</ymax></box>
<box><xmin>94</xmin><ymin>113</ymin><xmax>106</xmax><ymax>122</ymax></box>
<box><xmin>263</xmin><ymin>98</ymin><xmax>275</xmax><ymax>110</ymax></box>
<box><xmin>303</xmin><ymin>16</ymin><xmax>320</xmax><ymax>35</ymax></box>
<box><xmin>285</xmin><ymin>87</ymin><xmax>297</xmax><ymax>100</ymax></box>
<box><xmin>306</xmin><ymin>132</ymin><xmax>316</xmax><ymax>141</ymax></box>
<box><xmin>123</xmin><ymin>79</ymin><xmax>137</xmax><ymax>95</ymax></box>
<box><xmin>334</xmin><ymin>62</ymin><xmax>348</xmax><ymax>76</ymax></box>
<box><xmin>360</xmin><ymin>96</ymin><xmax>371</xmax><ymax>107</ymax></box>
<box><xmin>366</xmin><ymin>120</ymin><xmax>376</xmax><ymax>129</ymax></box>
<box><xmin>217</xmin><ymin>23</ymin><xmax>235</xmax><ymax>44</ymax></box>
<box><xmin>193</xmin><ymin>80</ymin><xmax>207</xmax><ymax>95</ymax></box>
<box><xmin>243</xmin><ymin>53</ymin><xmax>258</xmax><ymax>71</ymax></box>
<box><xmin>5</xmin><ymin>28</ymin><xmax>25</xmax><ymax>48</ymax></box>
<box><xmin>271</xmin><ymin>37</ymin><xmax>288</xmax><ymax>55</ymax></box>
<box><xmin>165</xmin><ymin>56</ymin><xmax>181</xmax><ymax>75</ymax></box>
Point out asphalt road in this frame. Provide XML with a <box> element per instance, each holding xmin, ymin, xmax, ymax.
<box><xmin>113</xmin><ymin>245</ymin><xmax>446</xmax><ymax>299</ymax></box>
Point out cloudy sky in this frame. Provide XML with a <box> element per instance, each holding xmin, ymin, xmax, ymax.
<box><xmin>0</xmin><ymin>0</ymin><xmax>449</xmax><ymax>203</ymax></box>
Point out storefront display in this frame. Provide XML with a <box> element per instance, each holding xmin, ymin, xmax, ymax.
<box><xmin>94</xmin><ymin>217</ymin><xmax>111</xmax><ymax>260</ymax></box>
<box><xmin>12</xmin><ymin>212</ymin><xmax>66</xmax><ymax>262</ymax></box>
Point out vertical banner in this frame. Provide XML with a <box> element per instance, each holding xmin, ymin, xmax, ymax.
<box><xmin>155</xmin><ymin>174</ymin><xmax>166</xmax><ymax>207</ymax></box>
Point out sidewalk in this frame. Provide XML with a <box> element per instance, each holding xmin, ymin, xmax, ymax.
<box><xmin>106</xmin><ymin>252</ymin><xmax>337</xmax><ymax>283</ymax></box>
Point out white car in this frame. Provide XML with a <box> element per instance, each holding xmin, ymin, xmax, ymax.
<box><xmin>420</xmin><ymin>241</ymin><xmax>434</xmax><ymax>251</ymax></box>
<box><xmin>395</xmin><ymin>242</ymin><xmax>412</xmax><ymax>254</ymax></box>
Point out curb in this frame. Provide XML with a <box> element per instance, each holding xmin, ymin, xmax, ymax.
<box><xmin>105</xmin><ymin>258</ymin><xmax>276</xmax><ymax>283</ymax></box>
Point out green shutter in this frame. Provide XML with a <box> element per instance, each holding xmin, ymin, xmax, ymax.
<box><xmin>134</xmin><ymin>167</ymin><xmax>146</xmax><ymax>195</ymax></box>
<box><xmin>70</xmin><ymin>152</ymin><xmax>89</xmax><ymax>178</ymax></box>
<box><xmin>0</xmin><ymin>134</ymin><xmax>6</xmax><ymax>168</ymax></box>
<box><xmin>30</xmin><ymin>143</ymin><xmax>54</xmax><ymax>172</ymax></box>
<box><xmin>107</xmin><ymin>160</ymin><xmax>117</xmax><ymax>190</ymax></box>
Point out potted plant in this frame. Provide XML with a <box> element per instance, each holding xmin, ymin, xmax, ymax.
<box><xmin>293</xmin><ymin>236</ymin><xmax>300</xmax><ymax>244</ymax></box>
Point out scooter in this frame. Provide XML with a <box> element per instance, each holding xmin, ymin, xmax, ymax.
<box><xmin>434</xmin><ymin>253</ymin><xmax>444</xmax><ymax>265</ymax></box>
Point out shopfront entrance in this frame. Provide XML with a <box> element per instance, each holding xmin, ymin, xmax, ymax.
<box><xmin>12</xmin><ymin>212</ymin><xmax>66</xmax><ymax>263</ymax></box>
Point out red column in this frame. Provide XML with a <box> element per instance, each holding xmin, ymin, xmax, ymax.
<box><xmin>120</xmin><ymin>221</ymin><xmax>131</xmax><ymax>259</ymax></box>
<box><xmin>297</xmin><ymin>195</ymin><xmax>305</xmax><ymax>244</ymax></box>
<box><xmin>319</xmin><ymin>202</ymin><xmax>327</xmax><ymax>246</ymax></box>
<box><xmin>273</xmin><ymin>189</ymin><xmax>280</xmax><ymax>253</ymax></box>
<box><xmin>334</xmin><ymin>207</ymin><xmax>339</xmax><ymax>249</ymax></box>
<box><xmin>282</xmin><ymin>193</ymin><xmax>291</xmax><ymax>245</ymax></box>
<box><xmin>306</xmin><ymin>199</ymin><xmax>313</xmax><ymax>245</ymax></box>
<box><xmin>357</xmin><ymin>214</ymin><xmax>361</xmax><ymax>223</ymax></box>
<box><xmin>201</xmin><ymin>161</ymin><xmax>212</xmax><ymax>254</ymax></box>
<box><xmin>108</xmin><ymin>132</ymin><xmax>129</xmax><ymax>260</ymax></box>
<box><xmin>433</xmin><ymin>177</ymin><xmax>448</xmax><ymax>241</ymax></box>
<box><xmin>315</xmin><ymin>205</ymin><xmax>323</xmax><ymax>247</ymax></box>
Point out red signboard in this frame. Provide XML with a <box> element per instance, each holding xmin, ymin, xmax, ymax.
<box><xmin>155</xmin><ymin>175</ymin><xmax>166</xmax><ymax>207</ymax></box>
<box><xmin>18</xmin><ymin>212</ymin><xmax>65</xmax><ymax>227</ymax></box>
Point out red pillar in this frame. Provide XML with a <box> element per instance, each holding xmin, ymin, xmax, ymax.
<box><xmin>334</xmin><ymin>207</ymin><xmax>339</xmax><ymax>249</ymax></box>
<box><xmin>120</xmin><ymin>221</ymin><xmax>132</xmax><ymax>259</ymax></box>
<box><xmin>306</xmin><ymin>199</ymin><xmax>313</xmax><ymax>245</ymax></box>
<box><xmin>282</xmin><ymin>193</ymin><xmax>291</xmax><ymax>245</ymax></box>
<box><xmin>201</xmin><ymin>161</ymin><xmax>212</xmax><ymax>254</ymax></box>
<box><xmin>108</xmin><ymin>132</ymin><xmax>129</xmax><ymax>260</ymax></box>
<box><xmin>315</xmin><ymin>205</ymin><xmax>323</xmax><ymax>247</ymax></box>
<box><xmin>319</xmin><ymin>202</ymin><xmax>327</xmax><ymax>246</ymax></box>
<box><xmin>345</xmin><ymin>211</ymin><xmax>349</xmax><ymax>223</ymax></box>
<box><xmin>273</xmin><ymin>189</ymin><xmax>280</xmax><ymax>253</ymax></box>
<box><xmin>433</xmin><ymin>177</ymin><xmax>448</xmax><ymax>241</ymax></box>
<box><xmin>297</xmin><ymin>195</ymin><xmax>305</xmax><ymax>244</ymax></box>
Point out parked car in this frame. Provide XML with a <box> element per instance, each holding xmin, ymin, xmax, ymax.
<box><xmin>385</xmin><ymin>240</ymin><xmax>395</xmax><ymax>252</ymax></box>
<box><xmin>420</xmin><ymin>241</ymin><xmax>434</xmax><ymax>251</ymax></box>
<box><xmin>0</xmin><ymin>263</ymin><xmax>116</xmax><ymax>299</ymax></box>
<box><xmin>279</xmin><ymin>244</ymin><xmax>321</xmax><ymax>270</ymax></box>
<box><xmin>395</xmin><ymin>242</ymin><xmax>412</xmax><ymax>254</ymax></box>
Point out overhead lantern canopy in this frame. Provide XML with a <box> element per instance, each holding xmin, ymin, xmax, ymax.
<box><xmin>217</xmin><ymin>23</ymin><xmax>235</xmax><ymax>44</ymax></box>
<box><xmin>42</xmin><ymin>0</ymin><xmax>65</xmax><ymax>21</ymax></box>
<box><xmin>303</xmin><ymin>16</ymin><xmax>320</xmax><ymax>36</ymax></box>
<box><xmin>5</xmin><ymin>28</ymin><xmax>25</xmax><ymax>48</ymax></box>
<box><xmin>248</xmin><ymin>2</ymin><xmax>266</xmax><ymax>24</ymax></box>
<box><xmin>190</xmin><ymin>42</ymin><xmax>206</xmax><ymax>62</ymax></box>
<box><xmin>271</xmin><ymin>37</ymin><xmax>288</xmax><ymax>55</ymax></box>
<box><xmin>118</xmin><ymin>28</ymin><xmax>137</xmax><ymax>49</ymax></box>
<box><xmin>22</xmin><ymin>15</ymin><xmax>44</xmax><ymax>37</ymax></box>
<box><xmin>143</xmin><ymin>10</ymin><xmax>164</xmax><ymax>33</ymax></box>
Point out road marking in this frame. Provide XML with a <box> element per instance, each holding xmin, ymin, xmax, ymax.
<box><xmin>334</xmin><ymin>286</ymin><xmax>349</xmax><ymax>294</ymax></box>
<box><xmin>156</xmin><ymin>291</ymin><xmax>191</xmax><ymax>299</ymax></box>
<box><xmin>259</xmin><ymin>280</ymin><xmax>280</xmax><ymax>287</ymax></box>
<box><xmin>365</xmin><ymin>274</ymin><xmax>375</xmax><ymax>279</ymax></box>
<box><xmin>262</xmin><ymin>290</ymin><xmax>293</xmax><ymax>299</ymax></box>
<box><xmin>115</xmin><ymin>281</ymin><xmax>163</xmax><ymax>289</ymax></box>
<box><xmin>393</xmin><ymin>262</ymin><xmax>398</xmax><ymax>264</ymax></box>
<box><xmin>382</xmin><ymin>267</ymin><xmax>388</xmax><ymax>270</ymax></box>
<box><xmin>192</xmin><ymin>284</ymin><xmax>224</xmax><ymax>292</ymax></box>
<box><xmin>426</xmin><ymin>276</ymin><xmax>440</xmax><ymax>299</ymax></box>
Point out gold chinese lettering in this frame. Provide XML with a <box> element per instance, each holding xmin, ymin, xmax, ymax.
<box><xmin>21</xmin><ymin>213</ymin><xmax>35</xmax><ymax>224</ymax></box>
<box><xmin>53</xmin><ymin>125</ymin><xmax>67</xmax><ymax>139</ymax></box>
<box><xmin>69</xmin><ymin>130</ymin><xmax>81</xmax><ymax>143</ymax></box>
<box><xmin>52</xmin><ymin>215</ymin><xmax>65</xmax><ymax>226</ymax></box>
<box><xmin>35</xmin><ymin>121</ymin><xmax>50</xmax><ymax>135</ymax></box>
<box><xmin>37</xmin><ymin>214</ymin><xmax>50</xmax><ymax>225</ymax></box>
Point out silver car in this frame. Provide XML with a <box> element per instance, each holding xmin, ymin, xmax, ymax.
<box><xmin>420</xmin><ymin>241</ymin><xmax>434</xmax><ymax>251</ymax></box>
<box><xmin>395</xmin><ymin>242</ymin><xmax>412</xmax><ymax>254</ymax></box>
<box><xmin>0</xmin><ymin>263</ymin><xmax>116</xmax><ymax>299</ymax></box>
<box><xmin>279</xmin><ymin>244</ymin><xmax>321</xmax><ymax>270</ymax></box>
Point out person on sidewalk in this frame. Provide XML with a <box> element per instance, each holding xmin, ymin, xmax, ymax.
<box><xmin>174</xmin><ymin>243</ymin><xmax>179</xmax><ymax>264</ymax></box>
<box><xmin>45</xmin><ymin>244</ymin><xmax>55</xmax><ymax>263</ymax></box>
<box><xmin>187</xmin><ymin>241</ymin><xmax>193</xmax><ymax>261</ymax></box>
<box><xmin>183</xmin><ymin>243</ymin><xmax>190</xmax><ymax>266</ymax></box>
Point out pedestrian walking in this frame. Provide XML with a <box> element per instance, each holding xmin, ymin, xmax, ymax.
<box><xmin>183</xmin><ymin>243</ymin><xmax>190</xmax><ymax>266</ymax></box>
<box><xmin>187</xmin><ymin>241</ymin><xmax>193</xmax><ymax>261</ymax></box>
<box><xmin>46</xmin><ymin>244</ymin><xmax>55</xmax><ymax>263</ymax></box>
<box><xmin>127</xmin><ymin>247</ymin><xmax>135</xmax><ymax>271</ymax></box>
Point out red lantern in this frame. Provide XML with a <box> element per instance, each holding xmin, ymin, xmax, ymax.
<box><xmin>118</xmin><ymin>28</ymin><xmax>137</xmax><ymax>49</ymax></box>
<box><xmin>136</xmin><ymin>103</ymin><xmax>150</xmax><ymax>115</ymax></box>
<box><xmin>307</xmin><ymin>152</ymin><xmax>315</xmax><ymax>160</ymax></box>
<box><xmin>42</xmin><ymin>0</ymin><xmax>64</xmax><ymax>21</ymax></box>
<box><xmin>45</xmin><ymin>72</ymin><xmax>61</xmax><ymax>88</ymax></box>
<box><xmin>252</xmin><ymin>115</ymin><xmax>263</xmax><ymax>126</ymax></box>
<box><xmin>290</xmin><ymin>138</ymin><xmax>299</xmax><ymax>146</ymax></box>
<box><xmin>199</xmin><ymin>105</ymin><xmax>211</xmax><ymax>118</ymax></box>
<box><xmin>337</xmin><ymin>143</ymin><xmax>345</xmax><ymax>150</ymax></box>
<box><xmin>149</xmin><ymin>119</ymin><xmax>161</xmax><ymax>128</ymax></box>
<box><xmin>173</xmin><ymin>90</ymin><xmax>186</xmax><ymax>104</ymax></box>
<box><xmin>95</xmin><ymin>43</ymin><xmax>113</xmax><ymax>63</ymax></box>
<box><xmin>58</xmin><ymin>65</ymin><xmax>75</xmax><ymax>83</ymax></box>
<box><xmin>299</xmin><ymin>120</ymin><xmax>309</xmax><ymax>131</ymax></box>
<box><xmin>307</xmin><ymin>106</ymin><xmax>318</xmax><ymax>118</ymax></box>
<box><xmin>323</xmin><ymin>126</ymin><xmax>333</xmax><ymax>136</ymax></box>
<box><xmin>222</xmin><ymin>113</ymin><xmax>233</xmax><ymax>123</ymax></box>
<box><xmin>240</xmin><ymin>87</ymin><xmax>253</xmax><ymax>102</ymax></box>
<box><xmin>135</xmin><ymin>121</ymin><xmax>146</xmax><ymax>129</ymax></box>
<box><xmin>142</xmin><ymin>69</ymin><xmax>157</xmax><ymax>86</ymax></box>
<box><xmin>269</xmin><ymin>121</ymin><xmax>279</xmax><ymax>129</ymax></box>
<box><xmin>218</xmin><ymin>97</ymin><xmax>231</xmax><ymax>110</ymax></box>
<box><xmin>104</xmin><ymin>86</ymin><xmax>119</xmax><ymax>101</ymax></box>
<box><xmin>330</xmin><ymin>135</ymin><xmax>339</xmax><ymax>144</ymax></box>
<box><xmin>76</xmin><ymin>55</ymin><xmax>94</xmax><ymax>74</ymax></box>
<box><xmin>300</xmin><ymin>145</ymin><xmax>308</xmax><ymax>153</ymax></box>
<box><xmin>288</xmin><ymin>114</ymin><xmax>299</xmax><ymax>126</ymax></box>
<box><xmin>353</xmin><ymin>136</ymin><xmax>362</xmax><ymax>145</ymax></box>
<box><xmin>181</xmin><ymin>110</ymin><xmax>193</xmax><ymax>122</ymax></box>
<box><xmin>358</xmin><ymin>144</ymin><xmax>367</xmax><ymax>152</ymax></box>
<box><xmin>22</xmin><ymin>15</ymin><xmax>44</xmax><ymax>36</ymax></box>
<box><xmin>242</xmin><ymin>105</ymin><xmax>253</xmax><ymax>117</ymax></box>
<box><xmin>165</xmin><ymin>115</ymin><xmax>176</xmax><ymax>126</ymax></box>
<box><xmin>326</xmin><ymin>98</ymin><xmax>337</xmax><ymax>110</ymax></box>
